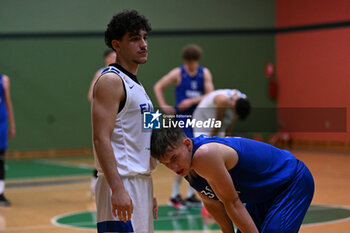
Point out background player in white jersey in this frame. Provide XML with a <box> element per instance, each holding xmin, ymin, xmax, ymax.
<box><xmin>91</xmin><ymin>10</ymin><xmax>157</xmax><ymax>233</ymax></box>
<box><xmin>154</xmin><ymin>44</ymin><xmax>214</xmax><ymax>209</ymax></box>
<box><xmin>88</xmin><ymin>49</ymin><xmax>116</xmax><ymax>199</ymax></box>
<box><xmin>193</xmin><ymin>89</ymin><xmax>251</xmax><ymax>137</ymax></box>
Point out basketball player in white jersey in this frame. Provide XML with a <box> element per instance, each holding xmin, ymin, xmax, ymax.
<box><xmin>91</xmin><ymin>10</ymin><xmax>157</xmax><ymax>233</ymax></box>
<box><xmin>193</xmin><ymin>89</ymin><xmax>251</xmax><ymax>137</ymax></box>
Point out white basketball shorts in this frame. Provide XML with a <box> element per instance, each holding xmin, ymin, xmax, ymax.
<box><xmin>95</xmin><ymin>174</ymin><xmax>154</xmax><ymax>233</ymax></box>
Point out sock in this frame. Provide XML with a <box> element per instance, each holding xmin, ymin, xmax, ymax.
<box><xmin>90</xmin><ymin>177</ymin><xmax>97</xmax><ymax>191</ymax></box>
<box><xmin>0</xmin><ymin>180</ymin><xmax>4</xmax><ymax>194</ymax></box>
<box><xmin>186</xmin><ymin>184</ymin><xmax>195</xmax><ymax>198</ymax></box>
<box><xmin>171</xmin><ymin>175</ymin><xmax>182</xmax><ymax>198</ymax></box>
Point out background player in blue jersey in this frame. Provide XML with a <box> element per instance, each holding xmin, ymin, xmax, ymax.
<box><xmin>0</xmin><ymin>73</ymin><xmax>16</xmax><ymax>206</ymax></box>
<box><xmin>151</xmin><ymin>127</ymin><xmax>314</xmax><ymax>233</ymax></box>
<box><xmin>154</xmin><ymin>44</ymin><xmax>214</xmax><ymax>208</ymax></box>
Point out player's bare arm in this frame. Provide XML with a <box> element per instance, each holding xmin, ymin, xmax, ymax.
<box><xmin>88</xmin><ymin>69</ymin><xmax>102</xmax><ymax>102</ymax></box>
<box><xmin>224</xmin><ymin>93</ymin><xmax>241</xmax><ymax>136</ymax></box>
<box><xmin>225</xmin><ymin>114</ymin><xmax>238</xmax><ymax>136</ymax></box>
<box><xmin>192</xmin><ymin>143</ymin><xmax>258</xmax><ymax>233</ymax></box>
<box><xmin>199</xmin><ymin>191</ymin><xmax>235</xmax><ymax>233</ymax></box>
<box><xmin>2</xmin><ymin>75</ymin><xmax>15</xmax><ymax>138</ymax></box>
<box><xmin>153</xmin><ymin>68</ymin><xmax>180</xmax><ymax>114</ymax></box>
<box><xmin>203</xmin><ymin>68</ymin><xmax>214</xmax><ymax>94</ymax></box>
<box><xmin>92</xmin><ymin>73</ymin><xmax>133</xmax><ymax>222</ymax></box>
<box><xmin>210</xmin><ymin>94</ymin><xmax>229</xmax><ymax>136</ymax></box>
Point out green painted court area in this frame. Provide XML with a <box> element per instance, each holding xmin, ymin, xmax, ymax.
<box><xmin>6</xmin><ymin>156</ymin><xmax>93</xmax><ymax>180</ymax></box>
<box><xmin>52</xmin><ymin>204</ymin><xmax>350</xmax><ymax>231</ymax></box>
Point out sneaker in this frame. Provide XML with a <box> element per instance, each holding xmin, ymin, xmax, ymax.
<box><xmin>201</xmin><ymin>205</ymin><xmax>211</xmax><ymax>217</ymax></box>
<box><xmin>0</xmin><ymin>194</ymin><xmax>11</xmax><ymax>207</ymax></box>
<box><xmin>185</xmin><ymin>194</ymin><xmax>202</xmax><ymax>207</ymax></box>
<box><xmin>168</xmin><ymin>194</ymin><xmax>187</xmax><ymax>209</ymax></box>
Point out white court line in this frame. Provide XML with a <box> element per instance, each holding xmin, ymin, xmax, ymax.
<box><xmin>51</xmin><ymin>210</ymin><xmax>96</xmax><ymax>231</ymax></box>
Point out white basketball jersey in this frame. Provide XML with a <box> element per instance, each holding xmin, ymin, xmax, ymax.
<box><xmin>193</xmin><ymin>89</ymin><xmax>247</xmax><ymax>137</ymax></box>
<box><xmin>93</xmin><ymin>66</ymin><xmax>157</xmax><ymax>176</ymax></box>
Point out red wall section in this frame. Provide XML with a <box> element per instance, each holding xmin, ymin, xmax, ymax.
<box><xmin>276</xmin><ymin>1</ymin><xmax>350</xmax><ymax>141</ymax></box>
<box><xmin>276</xmin><ymin>0</ymin><xmax>350</xmax><ymax>27</ymax></box>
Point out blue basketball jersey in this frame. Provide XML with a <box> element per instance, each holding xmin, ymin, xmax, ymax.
<box><xmin>175</xmin><ymin>66</ymin><xmax>204</xmax><ymax>115</ymax></box>
<box><xmin>0</xmin><ymin>75</ymin><xmax>7</xmax><ymax>120</ymax></box>
<box><xmin>0</xmin><ymin>74</ymin><xmax>9</xmax><ymax>149</ymax></box>
<box><xmin>186</xmin><ymin>135</ymin><xmax>298</xmax><ymax>203</ymax></box>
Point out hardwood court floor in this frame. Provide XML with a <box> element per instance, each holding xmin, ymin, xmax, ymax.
<box><xmin>0</xmin><ymin>149</ymin><xmax>349</xmax><ymax>233</ymax></box>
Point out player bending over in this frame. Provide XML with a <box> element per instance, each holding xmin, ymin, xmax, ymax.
<box><xmin>151</xmin><ymin>126</ymin><xmax>314</xmax><ymax>233</ymax></box>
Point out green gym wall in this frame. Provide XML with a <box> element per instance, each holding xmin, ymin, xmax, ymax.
<box><xmin>0</xmin><ymin>0</ymin><xmax>276</xmax><ymax>151</ymax></box>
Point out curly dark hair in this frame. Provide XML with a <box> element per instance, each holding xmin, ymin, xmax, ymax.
<box><xmin>105</xmin><ymin>10</ymin><xmax>152</xmax><ymax>50</ymax></box>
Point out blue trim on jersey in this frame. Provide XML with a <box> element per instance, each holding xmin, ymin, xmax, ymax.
<box><xmin>97</xmin><ymin>220</ymin><xmax>134</xmax><ymax>233</ymax></box>
<box><xmin>101</xmin><ymin>66</ymin><xmax>120</xmax><ymax>75</ymax></box>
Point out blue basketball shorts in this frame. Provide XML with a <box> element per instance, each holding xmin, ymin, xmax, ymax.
<box><xmin>237</xmin><ymin>160</ymin><xmax>315</xmax><ymax>233</ymax></box>
<box><xmin>0</xmin><ymin>119</ymin><xmax>7</xmax><ymax>150</ymax></box>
